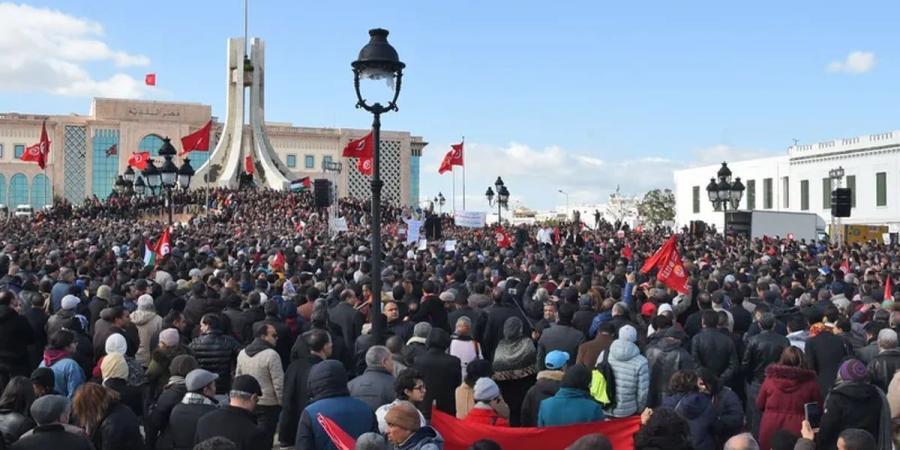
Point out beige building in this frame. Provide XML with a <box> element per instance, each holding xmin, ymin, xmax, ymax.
<box><xmin>0</xmin><ymin>97</ymin><xmax>426</xmax><ymax>208</ymax></box>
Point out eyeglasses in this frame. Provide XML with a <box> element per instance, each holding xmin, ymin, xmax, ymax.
<box><xmin>412</xmin><ymin>384</ymin><xmax>426</xmax><ymax>391</ymax></box>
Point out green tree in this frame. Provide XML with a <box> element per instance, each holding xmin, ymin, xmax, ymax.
<box><xmin>638</xmin><ymin>188</ymin><xmax>675</xmax><ymax>226</ymax></box>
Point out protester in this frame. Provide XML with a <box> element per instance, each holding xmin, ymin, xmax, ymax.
<box><xmin>867</xmin><ymin>328</ymin><xmax>900</xmax><ymax>393</ymax></box>
<box><xmin>490</xmin><ymin>317</ymin><xmax>536</xmax><ymax>426</ymax></box>
<box><xmin>605</xmin><ymin>324</ymin><xmax>649</xmax><ymax>418</ymax></box>
<box><xmin>38</xmin><ymin>331</ymin><xmax>85</xmax><ymax>398</ymax></box>
<box><xmin>280</xmin><ymin>329</ymin><xmax>330</xmax><ymax>448</ymax></box>
<box><xmin>413</xmin><ymin>328</ymin><xmax>461</xmax><ymax>418</ymax></box>
<box><xmin>756</xmin><ymin>346</ymin><xmax>823</xmax><ymax>450</ymax></box>
<box><xmin>349</xmin><ymin>346</ymin><xmax>396</xmax><ymax>411</ymax></box>
<box><xmin>448</xmin><ymin>317</ymin><xmax>482</xmax><ymax>380</ymax></box>
<box><xmin>0</xmin><ymin>292</ymin><xmax>34</xmax><ymax>379</ymax></box>
<box><xmin>520</xmin><ymin>350</ymin><xmax>567</xmax><ymax>427</ymax></box>
<box><xmin>661</xmin><ymin>371</ymin><xmax>716</xmax><ymax>450</ymax></box>
<box><xmin>71</xmin><ymin>383</ymin><xmax>143</xmax><ymax>450</ymax></box>
<box><xmin>384</xmin><ymin>401</ymin><xmax>444</xmax><ymax>450</ymax></box>
<box><xmin>296</xmin><ymin>360</ymin><xmax>376</xmax><ymax>449</ymax></box>
<box><xmin>813</xmin><ymin>359</ymin><xmax>891</xmax><ymax>449</ymax></box>
<box><xmin>537</xmin><ymin>364</ymin><xmax>604</xmax><ymax>427</ymax></box>
<box><xmin>131</xmin><ymin>294</ymin><xmax>163</xmax><ymax>367</ymax></box>
<box><xmin>189</xmin><ymin>314</ymin><xmax>241</xmax><ymax>394</ymax></box>
<box><xmin>0</xmin><ymin>377</ymin><xmax>35</xmax><ymax>446</ymax></box>
<box><xmin>235</xmin><ymin>323</ymin><xmax>284</xmax><ymax>445</ymax></box>
<box><xmin>645</xmin><ymin>327</ymin><xmax>695</xmax><ymax>408</ymax></box>
<box><xmin>145</xmin><ymin>328</ymin><xmax>190</xmax><ymax>398</ymax></box>
<box><xmin>9</xmin><ymin>395</ymin><xmax>92</xmax><ymax>450</ymax></box>
<box><xmin>461</xmin><ymin>378</ymin><xmax>509</xmax><ymax>426</ymax></box>
<box><xmin>145</xmin><ymin>354</ymin><xmax>199</xmax><ymax>449</ymax></box>
<box><xmin>194</xmin><ymin>375</ymin><xmax>267</xmax><ymax>450</ymax></box>
<box><xmin>376</xmin><ymin>369</ymin><xmax>428</xmax><ymax>434</ymax></box>
<box><xmin>167</xmin><ymin>369</ymin><xmax>219</xmax><ymax>450</ymax></box>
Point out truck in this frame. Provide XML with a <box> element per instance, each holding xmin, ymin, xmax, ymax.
<box><xmin>839</xmin><ymin>224</ymin><xmax>889</xmax><ymax>245</ymax></box>
<box><xmin>725</xmin><ymin>210</ymin><xmax>826</xmax><ymax>242</ymax></box>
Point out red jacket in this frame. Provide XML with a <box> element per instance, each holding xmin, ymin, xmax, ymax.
<box><xmin>462</xmin><ymin>406</ymin><xmax>509</xmax><ymax>427</ymax></box>
<box><xmin>757</xmin><ymin>364</ymin><xmax>823</xmax><ymax>450</ymax></box>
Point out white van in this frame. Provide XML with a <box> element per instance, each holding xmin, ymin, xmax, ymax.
<box><xmin>14</xmin><ymin>204</ymin><xmax>33</xmax><ymax>217</ymax></box>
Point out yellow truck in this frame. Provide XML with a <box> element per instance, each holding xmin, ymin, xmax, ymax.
<box><xmin>837</xmin><ymin>224</ymin><xmax>889</xmax><ymax>245</ymax></box>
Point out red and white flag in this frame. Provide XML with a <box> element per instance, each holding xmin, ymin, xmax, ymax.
<box><xmin>357</xmin><ymin>157</ymin><xmax>373</xmax><ymax>176</ymax></box>
<box><xmin>438</xmin><ymin>143</ymin><xmax>464</xmax><ymax>175</ymax></box>
<box><xmin>20</xmin><ymin>121</ymin><xmax>51</xmax><ymax>169</ymax></box>
<box><xmin>180</xmin><ymin>119</ymin><xmax>212</xmax><ymax>155</ymax></box>
<box><xmin>640</xmin><ymin>235</ymin><xmax>677</xmax><ymax>274</ymax></box>
<box><xmin>245</xmin><ymin>156</ymin><xmax>255</xmax><ymax>174</ymax></box>
<box><xmin>272</xmin><ymin>251</ymin><xmax>286</xmax><ymax>271</ymax></box>
<box><xmin>153</xmin><ymin>227</ymin><xmax>172</xmax><ymax>258</ymax></box>
<box><xmin>127</xmin><ymin>152</ymin><xmax>150</xmax><ymax>170</ymax></box>
<box><xmin>495</xmin><ymin>227</ymin><xmax>512</xmax><ymax>249</ymax></box>
<box><xmin>145</xmin><ymin>73</ymin><xmax>156</xmax><ymax>86</ymax></box>
<box><xmin>342</xmin><ymin>132</ymin><xmax>373</xmax><ymax>159</ymax></box>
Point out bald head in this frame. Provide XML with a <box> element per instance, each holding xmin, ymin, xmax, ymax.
<box><xmin>724</xmin><ymin>433</ymin><xmax>760</xmax><ymax>450</ymax></box>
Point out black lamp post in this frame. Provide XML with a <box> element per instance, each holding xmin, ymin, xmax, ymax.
<box><xmin>434</xmin><ymin>192</ymin><xmax>445</xmax><ymax>213</ymax></box>
<box><xmin>487</xmin><ymin>177</ymin><xmax>510</xmax><ymax>224</ymax></box>
<box><xmin>123</xmin><ymin>137</ymin><xmax>193</xmax><ymax>223</ymax></box>
<box><xmin>706</xmin><ymin>161</ymin><xmax>745</xmax><ymax>215</ymax></box>
<box><xmin>352</xmin><ymin>28</ymin><xmax>404</xmax><ymax>344</ymax></box>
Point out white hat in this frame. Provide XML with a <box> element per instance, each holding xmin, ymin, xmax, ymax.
<box><xmin>61</xmin><ymin>295</ymin><xmax>80</xmax><ymax>311</ymax></box>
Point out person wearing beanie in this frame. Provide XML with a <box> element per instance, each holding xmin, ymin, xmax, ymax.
<box><xmin>46</xmin><ymin>295</ymin><xmax>79</xmax><ymax>339</ymax></box>
<box><xmin>809</xmin><ymin>358</ymin><xmax>891</xmax><ymax>450</ymax></box>
<box><xmin>537</xmin><ymin>364</ymin><xmax>604</xmax><ymax>427</ymax></box>
<box><xmin>130</xmin><ymin>294</ymin><xmax>163</xmax><ymax>367</ymax></box>
<box><xmin>867</xmin><ymin>328</ymin><xmax>900</xmax><ymax>392</ymax></box>
<box><xmin>521</xmin><ymin>350</ymin><xmax>568</xmax><ymax>426</ymax></box>
<box><xmin>384</xmin><ymin>400</ymin><xmax>444</xmax><ymax>450</ymax></box>
<box><xmin>88</xmin><ymin>285</ymin><xmax>112</xmax><ymax>330</ymax></box>
<box><xmin>295</xmin><ymin>360</ymin><xmax>376</xmax><ymax>450</ymax></box>
<box><xmin>536</xmin><ymin>303</ymin><xmax>585</xmax><ymax>371</ymax></box>
<box><xmin>12</xmin><ymin>395</ymin><xmax>93</xmax><ymax>450</ymax></box>
<box><xmin>167</xmin><ymin>369</ymin><xmax>219</xmax><ymax>450</ymax></box>
<box><xmin>402</xmin><ymin>322</ymin><xmax>431</xmax><ymax>366</ymax></box>
<box><xmin>604</xmin><ymin>323</ymin><xmax>649</xmax><ymax>418</ymax></box>
<box><xmin>144</xmin><ymin>354</ymin><xmax>199</xmax><ymax>449</ymax></box>
<box><xmin>355</xmin><ymin>432</ymin><xmax>388</xmax><ymax>450</ymax></box>
<box><xmin>100</xmin><ymin>352</ymin><xmax>143</xmax><ymax>418</ymax></box>
<box><xmin>462</xmin><ymin>378</ymin><xmax>509</xmax><ymax>426</ymax></box>
<box><xmin>413</xmin><ymin>328</ymin><xmax>462</xmax><ymax>419</ymax></box>
<box><xmin>145</xmin><ymin>327</ymin><xmax>190</xmax><ymax>398</ymax></box>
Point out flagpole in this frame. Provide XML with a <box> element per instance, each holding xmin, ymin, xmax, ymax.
<box><xmin>452</xmin><ymin>165</ymin><xmax>456</xmax><ymax>214</ymax></box>
<box><xmin>462</xmin><ymin>136</ymin><xmax>465</xmax><ymax>212</ymax></box>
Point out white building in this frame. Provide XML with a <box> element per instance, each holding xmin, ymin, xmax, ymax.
<box><xmin>674</xmin><ymin>130</ymin><xmax>900</xmax><ymax>231</ymax></box>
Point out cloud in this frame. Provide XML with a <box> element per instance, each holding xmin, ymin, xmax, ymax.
<box><xmin>690</xmin><ymin>144</ymin><xmax>778</xmax><ymax>166</ymax></box>
<box><xmin>0</xmin><ymin>3</ymin><xmax>152</xmax><ymax>98</ymax></box>
<box><xmin>827</xmin><ymin>51</ymin><xmax>876</xmax><ymax>74</ymax></box>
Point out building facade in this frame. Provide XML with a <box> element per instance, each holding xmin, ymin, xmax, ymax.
<box><xmin>674</xmin><ymin>130</ymin><xmax>900</xmax><ymax>232</ymax></box>
<box><xmin>0</xmin><ymin>98</ymin><xmax>426</xmax><ymax>207</ymax></box>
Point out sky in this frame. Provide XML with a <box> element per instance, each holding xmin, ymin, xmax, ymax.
<box><xmin>0</xmin><ymin>1</ymin><xmax>898</xmax><ymax>211</ymax></box>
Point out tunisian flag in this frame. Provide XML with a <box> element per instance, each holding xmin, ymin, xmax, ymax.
<box><xmin>342</xmin><ymin>132</ymin><xmax>373</xmax><ymax>158</ymax></box>
<box><xmin>180</xmin><ymin>119</ymin><xmax>212</xmax><ymax>155</ymax></box>
<box><xmin>245</xmin><ymin>156</ymin><xmax>255</xmax><ymax>174</ymax></box>
<box><xmin>357</xmin><ymin>157</ymin><xmax>373</xmax><ymax>176</ymax></box>
<box><xmin>640</xmin><ymin>235</ymin><xmax>677</xmax><ymax>274</ymax></box>
<box><xmin>153</xmin><ymin>227</ymin><xmax>172</xmax><ymax>258</ymax></box>
<box><xmin>438</xmin><ymin>143</ymin><xmax>464</xmax><ymax>174</ymax></box>
<box><xmin>127</xmin><ymin>152</ymin><xmax>150</xmax><ymax>170</ymax></box>
<box><xmin>145</xmin><ymin>73</ymin><xmax>156</xmax><ymax>86</ymax></box>
<box><xmin>20</xmin><ymin>121</ymin><xmax>51</xmax><ymax>169</ymax></box>
<box><xmin>496</xmin><ymin>227</ymin><xmax>512</xmax><ymax>249</ymax></box>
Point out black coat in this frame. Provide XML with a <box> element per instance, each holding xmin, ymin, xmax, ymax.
<box><xmin>572</xmin><ymin>307</ymin><xmax>594</xmax><ymax>339</ymax></box>
<box><xmin>168</xmin><ymin>402</ymin><xmax>217</xmax><ymax>450</ymax></box>
<box><xmin>806</xmin><ymin>332</ymin><xmax>853</xmax><ymax>398</ymax></box>
<box><xmin>0</xmin><ymin>305</ymin><xmax>35</xmax><ymax>377</ymax></box>
<box><xmin>22</xmin><ymin>307</ymin><xmax>47</xmax><ymax>370</ymax></box>
<box><xmin>409</xmin><ymin>295</ymin><xmax>450</xmax><ymax>332</ymax></box>
<box><xmin>867</xmin><ymin>348</ymin><xmax>900</xmax><ymax>392</ymax></box>
<box><xmin>519</xmin><ymin>370</ymin><xmax>563</xmax><ymax>427</ymax></box>
<box><xmin>9</xmin><ymin>424</ymin><xmax>93</xmax><ymax>450</ymax></box>
<box><xmin>103</xmin><ymin>378</ymin><xmax>143</xmax><ymax>419</ymax></box>
<box><xmin>188</xmin><ymin>330</ymin><xmax>241</xmax><ymax>394</ymax></box>
<box><xmin>328</xmin><ymin>302</ymin><xmax>365</xmax><ymax>372</ymax></box>
<box><xmin>413</xmin><ymin>337</ymin><xmax>461</xmax><ymax>418</ymax></box>
<box><xmin>91</xmin><ymin>402</ymin><xmax>145</xmax><ymax>450</ymax></box>
<box><xmin>0</xmin><ymin>410</ymin><xmax>33</xmax><ymax>446</ymax></box>
<box><xmin>646</xmin><ymin>338</ymin><xmax>696</xmax><ymax>408</ymax></box>
<box><xmin>222</xmin><ymin>307</ymin><xmax>251</xmax><ymax>343</ymax></box>
<box><xmin>742</xmin><ymin>330</ymin><xmax>790</xmax><ymax>384</ymax></box>
<box><xmin>690</xmin><ymin>328</ymin><xmax>738</xmax><ymax>383</ymax></box>
<box><xmin>816</xmin><ymin>381</ymin><xmax>884</xmax><ymax>450</ymax></box>
<box><xmin>194</xmin><ymin>406</ymin><xmax>267</xmax><ymax>450</ymax></box>
<box><xmin>88</xmin><ymin>297</ymin><xmax>109</xmax><ymax>332</ymax></box>
<box><xmin>145</xmin><ymin>383</ymin><xmax>187</xmax><ymax>449</ymax></box>
<box><xmin>278</xmin><ymin>354</ymin><xmax>322</xmax><ymax>448</ymax></box>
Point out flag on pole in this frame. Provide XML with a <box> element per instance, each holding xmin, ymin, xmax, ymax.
<box><xmin>341</xmin><ymin>132</ymin><xmax>373</xmax><ymax>158</ymax></box>
<box><xmin>20</xmin><ymin>121</ymin><xmax>51</xmax><ymax>169</ymax></box>
<box><xmin>272</xmin><ymin>251</ymin><xmax>286</xmax><ymax>272</ymax></box>
<box><xmin>316</xmin><ymin>414</ymin><xmax>355</xmax><ymax>450</ymax></box>
<box><xmin>357</xmin><ymin>157</ymin><xmax>373</xmax><ymax>176</ymax></box>
<box><xmin>105</xmin><ymin>144</ymin><xmax>117</xmax><ymax>157</ymax></box>
<box><xmin>128</xmin><ymin>152</ymin><xmax>150</xmax><ymax>170</ymax></box>
<box><xmin>245</xmin><ymin>156</ymin><xmax>255</xmax><ymax>174</ymax></box>
<box><xmin>290</xmin><ymin>177</ymin><xmax>311</xmax><ymax>192</ymax></box>
<box><xmin>886</xmin><ymin>275</ymin><xmax>894</xmax><ymax>301</ymax></box>
<box><xmin>438</xmin><ymin>144</ymin><xmax>464</xmax><ymax>175</ymax></box>
<box><xmin>840</xmin><ymin>259</ymin><xmax>850</xmax><ymax>275</ymax></box>
<box><xmin>180</xmin><ymin>119</ymin><xmax>212</xmax><ymax>155</ymax></box>
<box><xmin>145</xmin><ymin>73</ymin><xmax>156</xmax><ymax>86</ymax></box>
<box><xmin>153</xmin><ymin>227</ymin><xmax>172</xmax><ymax>258</ymax></box>
<box><xmin>143</xmin><ymin>240</ymin><xmax>155</xmax><ymax>267</ymax></box>
<box><xmin>495</xmin><ymin>227</ymin><xmax>512</xmax><ymax>249</ymax></box>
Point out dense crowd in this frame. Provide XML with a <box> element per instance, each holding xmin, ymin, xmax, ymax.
<box><xmin>0</xmin><ymin>187</ymin><xmax>898</xmax><ymax>450</ymax></box>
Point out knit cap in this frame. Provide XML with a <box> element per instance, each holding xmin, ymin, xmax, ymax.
<box><xmin>137</xmin><ymin>294</ymin><xmax>154</xmax><ymax>310</ymax></box>
<box><xmin>384</xmin><ymin>401</ymin><xmax>421</xmax><ymax>431</ymax></box>
<box><xmin>105</xmin><ymin>333</ymin><xmax>127</xmax><ymax>355</ymax></box>
<box><xmin>473</xmin><ymin>377</ymin><xmax>501</xmax><ymax>402</ymax></box>
<box><xmin>159</xmin><ymin>328</ymin><xmax>180</xmax><ymax>347</ymax></box>
<box><xmin>838</xmin><ymin>359</ymin><xmax>867</xmax><ymax>382</ymax></box>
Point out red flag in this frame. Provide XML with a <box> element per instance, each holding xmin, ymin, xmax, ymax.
<box><xmin>342</xmin><ymin>132</ymin><xmax>373</xmax><ymax>158</ymax></box>
<box><xmin>495</xmin><ymin>227</ymin><xmax>512</xmax><ymax>249</ymax></box>
<box><xmin>448</xmin><ymin>142</ymin><xmax>464</xmax><ymax>166</ymax></box>
<box><xmin>316</xmin><ymin>414</ymin><xmax>356</xmax><ymax>450</ymax></box>
<box><xmin>272</xmin><ymin>251</ymin><xmax>286</xmax><ymax>271</ymax></box>
<box><xmin>127</xmin><ymin>152</ymin><xmax>150</xmax><ymax>170</ymax></box>
<box><xmin>180</xmin><ymin>119</ymin><xmax>212</xmax><ymax>155</ymax></box>
<box><xmin>431</xmin><ymin>408</ymin><xmax>640</xmax><ymax>450</ymax></box>
<box><xmin>640</xmin><ymin>235</ymin><xmax>677</xmax><ymax>274</ymax></box>
<box><xmin>840</xmin><ymin>259</ymin><xmax>850</xmax><ymax>275</ymax></box>
<box><xmin>245</xmin><ymin>156</ymin><xmax>254</xmax><ymax>174</ymax></box>
<box><xmin>621</xmin><ymin>244</ymin><xmax>633</xmax><ymax>261</ymax></box>
<box><xmin>20</xmin><ymin>121</ymin><xmax>50</xmax><ymax>169</ymax></box>
<box><xmin>153</xmin><ymin>228</ymin><xmax>172</xmax><ymax>258</ymax></box>
<box><xmin>438</xmin><ymin>151</ymin><xmax>454</xmax><ymax>174</ymax></box>
<box><xmin>145</xmin><ymin>73</ymin><xmax>156</xmax><ymax>86</ymax></box>
<box><xmin>657</xmin><ymin>244</ymin><xmax>689</xmax><ymax>294</ymax></box>
<box><xmin>885</xmin><ymin>276</ymin><xmax>893</xmax><ymax>301</ymax></box>
<box><xmin>105</xmin><ymin>144</ymin><xmax>117</xmax><ymax>157</ymax></box>
<box><xmin>357</xmin><ymin>157</ymin><xmax>373</xmax><ymax>176</ymax></box>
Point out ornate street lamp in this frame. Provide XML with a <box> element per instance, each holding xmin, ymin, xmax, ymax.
<box><xmin>707</xmin><ymin>161</ymin><xmax>744</xmax><ymax>216</ymax></box>
<box><xmin>487</xmin><ymin>177</ymin><xmax>510</xmax><ymax>224</ymax></box>
<box><xmin>352</xmin><ymin>28</ymin><xmax>405</xmax><ymax>344</ymax></box>
<box><xmin>178</xmin><ymin>158</ymin><xmax>195</xmax><ymax>189</ymax></box>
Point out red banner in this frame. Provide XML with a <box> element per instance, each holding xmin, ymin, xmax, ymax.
<box><xmin>431</xmin><ymin>409</ymin><xmax>641</xmax><ymax>450</ymax></box>
<box><xmin>657</xmin><ymin>244</ymin><xmax>689</xmax><ymax>294</ymax></box>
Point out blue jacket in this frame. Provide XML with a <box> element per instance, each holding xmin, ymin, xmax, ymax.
<box><xmin>39</xmin><ymin>357</ymin><xmax>85</xmax><ymax>398</ymax></box>
<box><xmin>662</xmin><ymin>392</ymin><xmax>716</xmax><ymax>450</ymax></box>
<box><xmin>537</xmin><ymin>387</ymin><xmax>605</xmax><ymax>427</ymax></box>
<box><xmin>588</xmin><ymin>311</ymin><xmax>612</xmax><ymax>339</ymax></box>
<box><xmin>296</xmin><ymin>360</ymin><xmax>376</xmax><ymax>450</ymax></box>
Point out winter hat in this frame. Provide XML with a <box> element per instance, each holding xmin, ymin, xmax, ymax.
<box><xmin>384</xmin><ymin>401</ymin><xmax>421</xmax><ymax>432</ymax></box>
<box><xmin>159</xmin><ymin>328</ymin><xmax>180</xmax><ymax>347</ymax></box>
<box><xmin>30</xmin><ymin>395</ymin><xmax>70</xmax><ymax>426</ymax></box>
<box><xmin>61</xmin><ymin>295</ymin><xmax>80</xmax><ymax>311</ymax></box>
<box><xmin>96</xmin><ymin>285</ymin><xmax>112</xmax><ymax>301</ymax></box>
<box><xmin>641</xmin><ymin>302</ymin><xmax>657</xmax><ymax>317</ymax></box>
<box><xmin>618</xmin><ymin>324</ymin><xmax>638</xmax><ymax>343</ymax></box>
<box><xmin>105</xmin><ymin>333</ymin><xmax>127</xmax><ymax>355</ymax></box>
<box><xmin>838</xmin><ymin>359</ymin><xmax>867</xmax><ymax>382</ymax></box>
<box><xmin>544</xmin><ymin>350</ymin><xmax>570</xmax><ymax>370</ymax></box>
<box><xmin>101</xmin><ymin>353</ymin><xmax>128</xmax><ymax>380</ymax></box>
<box><xmin>413</xmin><ymin>322</ymin><xmax>432</xmax><ymax>339</ymax></box>
<box><xmin>185</xmin><ymin>369</ymin><xmax>219</xmax><ymax>392</ymax></box>
<box><xmin>473</xmin><ymin>377</ymin><xmax>501</xmax><ymax>402</ymax></box>
<box><xmin>169</xmin><ymin>354</ymin><xmax>199</xmax><ymax>377</ymax></box>
<box><xmin>137</xmin><ymin>294</ymin><xmax>154</xmax><ymax>310</ymax></box>
<box><xmin>657</xmin><ymin>303</ymin><xmax>674</xmax><ymax>316</ymax></box>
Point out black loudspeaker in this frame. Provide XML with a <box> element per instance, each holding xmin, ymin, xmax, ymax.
<box><xmin>424</xmin><ymin>215</ymin><xmax>442</xmax><ymax>240</ymax></box>
<box><xmin>690</xmin><ymin>220</ymin><xmax>707</xmax><ymax>237</ymax></box>
<box><xmin>313</xmin><ymin>179</ymin><xmax>332</xmax><ymax>208</ymax></box>
<box><xmin>831</xmin><ymin>188</ymin><xmax>851</xmax><ymax>217</ymax></box>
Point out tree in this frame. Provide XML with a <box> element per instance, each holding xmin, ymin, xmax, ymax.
<box><xmin>638</xmin><ymin>188</ymin><xmax>675</xmax><ymax>226</ymax></box>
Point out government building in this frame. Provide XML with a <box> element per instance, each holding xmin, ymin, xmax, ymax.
<box><xmin>674</xmin><ymin>130</ymin><xmax>900</xmax><ymax>233</ymax></box>
<box><xmin>0</xmin><ymin>97</ymin><xmax>426</xmax><ymax>208</ymax></box>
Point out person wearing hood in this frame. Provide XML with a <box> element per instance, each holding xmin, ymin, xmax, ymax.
<box><xmin>38</xmin><ymin>330</ymin><xmax>85</xmax><ymax>398</ymax></box>
<box><xmin>280</xmin><ymin>329</ymin><xmax>330</xmax><ymax>449</ymax></box>
<box><xmin>167</xmin><ymin>369</ymin><xmax>219</xmax><ymax>450</ymax></box>
<box><xmin>413</xmin><ymin>328</ymin><xmax>461</xmax><ymax>419</ymax></box>
<box><xmin>520</xmin><ymin>350</ymin><xmax>567</xmax><ymax>427</ymax></box>
<box><xmin>295</xmin><ymin>360</ymin><xmax>376</xmax><ymax>450</ymax></box>
<box><xmin>489</xmin><ymin>316</ymin><xmax>536</xmax><ymax>426</ymax></box>
<box><xmin>660</xmin><ymin>371</ymin><xmax>717</xmax><ymax>450</ymax></box>
<box><xmin>145</xmin><ymin>354</ymin><xmax>199</xmax><ymax>449</ymax></box>
<box><xmin>87</xmin><ymin>285</ymin><xmax>112</xmax><ymax>332</ymax></box>
<box><xmin>131</xmin><ymin>294</ymin><xmax>163</xmax><ymax>367</ymax></box>
<box><xmin>384</xmin><ymin>401</ymin><xmax>444</xmax><ymax>450</ymax></box>
<box><xmin>462</xmin><ymin>378</ymin><xmax>509</xmax><ymax>426</ymax></box>
<box><xmin>604</xmin><ymin>324</ymin><xmax>649</xmax><ymax>418</ymax></box>
<box><xmin>100</xmin><ymin>353</ymin><xmax>143</xmax><ymax>418</ymax></box>
<box><xmin>756</xmin><ymin>346</ymin><xmax>822</xmax><ymax>450</ymax></box>
<box><xmin>402</xmin><ymin>322</ymin><xmax>430</xmax><ymax>366</ymax></box>
<box><xmin>814</xmin><ymin>359</ymin><xmax>892</xmax><ymax>450</ymax></box>
<box><xmin>46</xmin><ymin>294</ymin><xmax>80</xmax><ymax>339</ymax></box>
<box><xmin>537</xmin><ymin>364</ymin><xmax>604</xmax><ymax>427</ymax></box>
<box><xmin>475</xmin><ymin>288</ymin><xmax>531</xmax><ymax>361</ymax></box>
<box><xmin>93</xmin><ymin>333</ymin><xmax>146</xmax><ymax>388</ymax></box>
<box><xmin>0</xmin><ymin>292</ymin><xmax>35</xmax><ymax>378</ymax></box>
<box><xmin>645</xmin><ymin>327</ymin><xmax>695</xmax><ymax>408</ymax></box>
<box><xmin>448</xmin><ymin>316</ymin><xmax>483</xmax><ymax>380</ymax></box>
<box><xmin>235</xmin><ymin>323</ymin><xmax>284</xmax><ymax>447</ymax></box>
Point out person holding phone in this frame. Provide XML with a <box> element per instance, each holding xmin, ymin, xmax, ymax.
<box><xmin>756</xmin><ymin>347</ymin><xmax>822</xmax><ymax>450</ymax></box>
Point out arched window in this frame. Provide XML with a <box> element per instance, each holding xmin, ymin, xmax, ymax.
<box><xmin>0</xmin><ymin>175</ymin><xmax>6</xmax><ymax>206</ymax></box>
<box><xmin>138</xmin><ymin>134</ymin><xmax>165</xmax><ymax>156</ymax></box>
<box><xmin>9</xmin><ymin>174</ymin><xmax>28</xmax><ymax>207</ymax></box>
<box><xmin>31</xmin><ymin>174</ymin><xmax>50</xmax><ymax>207</ymax></box>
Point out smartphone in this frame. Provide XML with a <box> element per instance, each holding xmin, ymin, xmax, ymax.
<box><xmin>804</xmin><ymin>402</ymin><xmax>821</xmax><ymax>428</ymax></box>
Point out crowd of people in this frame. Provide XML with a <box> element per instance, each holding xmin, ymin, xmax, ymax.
<box><xmin>0</xmin><ymin>187</ymin><xmax>898</xmax><ymax>450</ymax></box>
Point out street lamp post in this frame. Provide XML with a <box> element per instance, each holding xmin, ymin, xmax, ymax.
<box><xmin>352</xmin><ymin>28</ymin><xmax>404</xmax><ymax>344</ymax></box>
<box><xmin>829</xmin><ymin>166</ymin><xmax>846</xmax><ymax>246</ymax></box>
<box><xmin>435</xmin><ymin>192</ymin><xmax>445</xmax><ymax>214</ymax></box>
<box><xmin>558</xmin><ymin>189</ymin><xmax>569</xmax><ymax>221</ymax></box>
<box><xmin>124</xmin><ymin>138</ymin><xmax>193</xmax><ymax>223</ymax></box>
<box><xmin>705</xmin><ymin>162</ymin><xmax>745</xmax><ymax>231</ymax></box>
<box><xmin>487</xmin><ymin>177</ymin><xmax>510</xmax><ymax>224</ymax></box>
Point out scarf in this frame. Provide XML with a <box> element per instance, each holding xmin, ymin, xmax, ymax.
<box><xmin>166</xmin><ymin>376</ymin><xmax>185</xmax><ymax>388</ymax></box>
<box><xmin>42</xmin><ymin>349</ymin><xmax>70</xmax><ymax>367</ymax></box>
<box><xmin>492</xmin><ymin>337</ymin><xmax>536</xmax><ymax>380</ymax></box>
<box><xmin>182</xmin><ymin>392</ymin><xmax>217</xmax><ymax>406</ymax></box>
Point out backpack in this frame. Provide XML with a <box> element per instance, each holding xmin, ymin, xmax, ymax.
<box><xmin>590</xmin><ymin>348</ymin><xmax>617</xmax><ymax>409</ymax></box>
